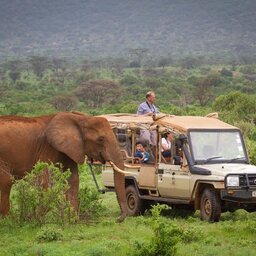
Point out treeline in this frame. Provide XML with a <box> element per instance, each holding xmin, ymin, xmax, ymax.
<box><xmin>1</xmin><ymin>56</ymin><xmax>256</xmax><ymax>162</ymax></box>
<box><xmin>1</xmin><ymin>56</ymin><xmax>256</xmax><ymax>115</ymax></box>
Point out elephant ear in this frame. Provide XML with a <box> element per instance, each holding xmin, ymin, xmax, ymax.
<box><xmin>45</xmin><ymin>112</ymin><xmax>86</xmax><ymax>164</ymax></box>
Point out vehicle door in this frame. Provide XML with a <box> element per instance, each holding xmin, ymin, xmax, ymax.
<box><xmin>157</xmin><ymin>162</ymin><xmax>191</xmax><ymax>199</ymax></box>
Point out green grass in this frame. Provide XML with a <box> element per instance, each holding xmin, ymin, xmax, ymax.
<box><xmin>1</xmin><ymin>191</ymin><xmax>256</xmax><ymax>256</ymax></box>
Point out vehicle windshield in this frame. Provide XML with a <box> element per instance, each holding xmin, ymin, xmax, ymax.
<box><xmin>189</xmin><ymin>130</ymin><xmax>247</xmax><ymax>164</ymax></box>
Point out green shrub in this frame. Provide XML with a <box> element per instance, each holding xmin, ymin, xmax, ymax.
<box><xmin>78</xmin><ymin>164</ymin><xmax>106</xmax><ymax>222</ymax></box>
<box><xmin>245</xmin><ymin>138</ymin><xmax>256</xmax><ymax>165</ymax></box>
<box><xmin>220</xmin><ymin>68</ymin><xmax>233</xmax><ymax>77</ymax></box>
<box><xmin>78</xmin><ymin>186</ymin><xmax>105</xmax><ymax>221</ymax></box>
<box><xmin>130</xmin><ymin>204</ymin><xmax>181</xmax><ymax>256</ymax></box>
<box><xmin>181</xmin><ymin>226</ymin><xmax>203</xmax><ymax>243</ymax></box>
<box><xmin>120</xmin><ymin>72</ymin><xmax>140</xmax><ymax>86</ymax></box>
<box><xmin>10</xmin><ymin>162</ymin><xmax>76</xmax><ymax>226</ymax></box>
<box><xmin>36</xmin><ymin>226</ymin><xmax>63</xmax><ymax>242</ymax></box>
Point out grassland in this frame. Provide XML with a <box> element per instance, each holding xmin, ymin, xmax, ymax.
<box><xmin>1</xmin><ymin>188</ymin><xmax>256</xmax><ymax>256</ymax></box>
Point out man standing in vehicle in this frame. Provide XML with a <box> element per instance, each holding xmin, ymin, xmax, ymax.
<box><xmin>137</xmin><ymin>91</ymin><xmax>159</xmax><ymax>116</ymax></box>
<box><xmin>137</xmin><ymin>91</ymin><xmax>159</xmax><ymax>146</ymax></box>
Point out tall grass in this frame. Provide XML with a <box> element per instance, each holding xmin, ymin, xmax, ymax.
<box><xmin>0</xmin><ymin>164</ymin><xmax>256</xmax><ymax>255</ymax></box>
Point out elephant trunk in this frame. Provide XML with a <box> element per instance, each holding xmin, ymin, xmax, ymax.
<box><xmin>109</xmin><ymin>158</ymin><xmax>128</xmax><ymax>222</ymax></box>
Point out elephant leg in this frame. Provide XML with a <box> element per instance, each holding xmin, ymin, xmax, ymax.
<box><xmin>64</xmin><ymin>162</ymin><xmax>79</xmax><ymax>211</ymax></box>
<box><xmin>114</xmin><ymin>170</ymin><xmax>127</xmax><ymax>222</ymax></box>
<box><xmin>0</xmin><ymin>182</ymin><xmax>12</xmax><ymax>216</ymax></box>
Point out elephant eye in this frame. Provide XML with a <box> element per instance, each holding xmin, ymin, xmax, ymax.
<box><xmin>97</xmin><ymin>136</ymin><xmax>105</xmax><ymax>145</ymax></box>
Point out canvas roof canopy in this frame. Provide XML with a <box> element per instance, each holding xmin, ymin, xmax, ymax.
<box><xmin>100</xmin><ymin>113</ymin><xmax>238</xmax><ymax>133</ymax></box>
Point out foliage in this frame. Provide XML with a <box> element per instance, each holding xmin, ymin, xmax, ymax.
<box><xmin>213</xmin><ymin>91</ymin><xmax>256</xmax><ymax>123</ymax></box>
<box><xmin>130</xmin><ymin>204</ymin><xmax>181</xmax><ymax>256</ymax></box>
<box><xmin>36</xmin><ymin>226</ymin><xmax>63</xmax><ymax>242</ymax></box>
<box><xmin>1</xmin><ymin>1</ymin><xmax>256</xmax><ymax>62</ymax></box>
<box><xmin>245</xmin><ymin>138</ymin><xmax>256</xmax><ymax>165</ymax></box>
<box><xmin>1</xmin><ymin>60</ymin><xmax>256</xmax><ymax>165</ymax></box>
<box><xmin>191</xmin><ymin>77</ymin><xmax>214</xmax><ymax>106</ymax></box>
<box><xmin>239</xmin><ymin>65</ymin><xmax>256</xmax><ymax>75</ymax></box>
<box><xmin>78</xmin><ymin>164</ymin><xmax>107</xmax><ymax>222</ymax></box>
<box><xmin>10</xmin><ymin>162</ymin><xmax>76</xmax><ymax>226</ymax></box>
<box><xmin>120</xmin><ymin>72</ymin><xmax>141</xmax><ymax>86</ymax></box>
<box><xmin>50</xmin><ymin>94</ymin><xmax>78</xmax><ymax>111</ymax></box>
<box><xmin>74</xmin><ymin>79</ymin><xmax>123</xmax><ymax>108</ymax></box>
<box><xmin>9</xmin><ymin>71</ymin><xmax>21</xmax><ymax>82</ymax></box>
<box><xmin>1</xmin><ymin>193</ymin><xmax>256</xmax><ymax>256</ymax></box>
<box><xmin>220</xmin><ymin>68</ymin><xmax>233</xmax><ymax>77</ymax></box>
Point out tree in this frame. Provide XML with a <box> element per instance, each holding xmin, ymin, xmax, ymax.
<box><xmin>192</xmin><ymin>77</ymin><xmax>213</xmax><ymax>106</ymax></box>
<box><xmin>9</xmin><ymin>71</ymin><xmax>21</xmax><ymax>82</ymax></box>
<box><xmin>158</xmin><ymin>57</ymin><xmax>173</xmax><ymax>69</ymax></box>
<box><xmin>28</xmin><ymin>56</ymin><xmax>50</xmax><ymax>78</ymax></box>
<box><xmin>128</xmin><ymin>48</ymin><xmax>149</xmax><ymax>67</ymax></box>
<box><xmin>179</xmin><ymin>56</ymin><xmax>203</xmax><ymax>69</ymax></box>
<box><xmin>220</xmin><ymin>68</ymin><xmax>233</xmax><ymax>77</ymax></box>
<box><xmin>50</xmin><ymin>95</ymin><xmax>78</xmax><ymax>111</ymax></box>
<box><xmin>51</xmin><ymin>57</ymin><xmax>67</xmax><ymax>73</ymax></box>
<box><xmin>109</xmin><ymin>58</ymin><xmax>129</xmax><ymax>75</ymax></box>
<box><xmin>74</xmin><ymin>79</ymin><xmax>123</xmax><ymax>108</ymax></box>
<box><xmin>213</xmin><ymin>91</ymin><xmax>256</xmax><ymax>123</ymax></box>
<box><xmin>1</xmin><ymin>59</ymin><xmax>24</xmax><ymax>73</ymax></box>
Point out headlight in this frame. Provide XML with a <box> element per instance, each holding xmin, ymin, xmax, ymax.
<box><xmin>226</xmin><ymin>175</ymin><xmax>239</xmax><ymax>187</ymax></box>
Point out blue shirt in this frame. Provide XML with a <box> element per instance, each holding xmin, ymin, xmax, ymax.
<box><xmin>137</xmin><ymin>101</ymin><xmax>159</xmax><ymax>115</ymax></box>
<box><xmin>134</xmin><ymin>150</ymin><xmax>149</xmax><ymax>163</ymax></box>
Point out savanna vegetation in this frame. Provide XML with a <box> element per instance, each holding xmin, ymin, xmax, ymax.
<box><xmin>1</xmin><ymin>56</ymin><xmax>256</xmax><ymax>255</ymax></box>
<box><xmin>1</xmin><ymin>56</ymin><xmax>256</xmax><ymax>162</ymax></box>
<box><xmin>0</xmin><ymin>163</ymin><xmax>256</xmax><ymax>256</ymax></box>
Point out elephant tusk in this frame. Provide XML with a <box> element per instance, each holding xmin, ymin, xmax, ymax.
<box><xmin>109</xmin><ymin>161</ymin><xmax>126</xmax><ymax>174</ymax></box>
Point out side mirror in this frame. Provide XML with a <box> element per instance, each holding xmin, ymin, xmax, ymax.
<box><xmin>178</xmin><ymin>134</ymin><xmax>188</xmax><ymax>145</ymax></box>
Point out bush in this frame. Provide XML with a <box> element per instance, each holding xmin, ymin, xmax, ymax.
<box><xmin>78</xmin><ymin>164</ymin><xmax>106</xmax><ymax>222</ymax></box>
<box><xmin>245</xmin><ymin>138</ymin><xmax>256</xmax><ymax>165</ymax></box>
<box><xmin>220</xmin><ymin>68</ymin><xmax>233</xmax><ymax>77</ymax></box>
<box><xmin>78</xmin><ymin>186</ymin><xmax>105</xmax><ymax>221</ymax></box>
<box><xmin>120</xmin><ymin>73</ymin><xmax>140</xmax><ymax>86</ymax></box>
<box><xmin>36</xmin><ymin>226</ymin><xmax>63</xmax><ymax>242</ymax></box>
<box><xmin>130</xmin><ymin>204</ymin><xmax>181</xmax><ymax>256</ymax></box>
<box><xmin>10</xmin><ymin>162</ymin><xmax>76</xmax><ymax>226</ymax></box>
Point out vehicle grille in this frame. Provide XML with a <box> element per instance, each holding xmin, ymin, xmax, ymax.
<box><xmin>239</xmin><ymin>174</ymin><xmax>256</xmax><ymax>187</ymax></box>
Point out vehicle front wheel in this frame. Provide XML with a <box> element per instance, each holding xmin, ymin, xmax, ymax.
<box><xmin>200</xmin><ymin>188</ymin><xmax>221</xmax><ymax>222</ymax></box>
<box><xmin>125</xmin><ymin>185</ymin><xmax>143</xmax><ymax>216</ymax></box>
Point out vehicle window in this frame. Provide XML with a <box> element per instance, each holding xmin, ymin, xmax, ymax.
<box><xmin>189</xmin><ymin>130</ymin><xmax>246</xmax><ymax>163</ymax></box>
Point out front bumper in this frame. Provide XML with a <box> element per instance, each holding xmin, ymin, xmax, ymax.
<box><xmin>221</xmin><ymin>189</ymin><xmax>256</xmax><ymax>203</ymax></box>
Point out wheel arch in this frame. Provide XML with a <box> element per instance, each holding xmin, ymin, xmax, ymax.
<box><xmin>125</xmin><ymin>176</ymin><xmax>139</xmax><ymax>190</ymax></box>
<box><xmin>193</xmin><ymin>182</ymin><xmax>217</xmax><ymax>210</ymax></box>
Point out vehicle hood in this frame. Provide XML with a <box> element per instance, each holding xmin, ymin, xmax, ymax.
<box><xmin>196</xmin><ymin>163</ymin><xmax>256</xmax><ymax>177</ymax></box>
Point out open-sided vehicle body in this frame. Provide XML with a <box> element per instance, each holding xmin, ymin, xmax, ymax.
<box><xmin>100</xmin><ymin>113</ymin><xmax>256</xmax><ymax>222</ymax></box>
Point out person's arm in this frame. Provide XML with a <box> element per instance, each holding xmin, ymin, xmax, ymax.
<box><xmin>137</xmin><ymin>103</ymin><xmax>145</xmax><ymax>115</ymax></box>
<box><xmin>144</xmin><ymin>152</ymin><xmax>149</xmax><ymax>162</ymax></box>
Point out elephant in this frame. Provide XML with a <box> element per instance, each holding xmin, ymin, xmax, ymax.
<box><xmin>0</xmin><ymin>112</ymin><xmax>128</xmax><ymax>221</ymax></box>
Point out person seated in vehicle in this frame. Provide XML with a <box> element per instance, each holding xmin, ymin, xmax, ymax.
<box><xmin>134</xmin><ymin>142</ymin><xmax>149</xmax><ymax>164</ymax></box>
<box><xmin>161</xmin><ymin>130</ymin><xmax>173</xmax><ymax>160</ymax></box>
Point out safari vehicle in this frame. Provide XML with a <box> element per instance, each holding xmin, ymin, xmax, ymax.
<box><xmin>101</xmin><ymin>113</ymin><xmax>256</xmax><ymax>222</ymax></box>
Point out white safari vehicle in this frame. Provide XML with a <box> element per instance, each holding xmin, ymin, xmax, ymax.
<box><xmin>101</xmin><ymin>113</ymin><xmax>256</xmax><ymax>222</ymax></box>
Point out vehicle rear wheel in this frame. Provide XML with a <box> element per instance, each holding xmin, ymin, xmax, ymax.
<box><xmin>200</xmin><ymin>188</ymin><xmax>221</xmax><ymax>222</ymax></box>
<box><xmin>125</xmin><ymin>185</ymin><xmax>143</xmax><ymax>216</ymax></box>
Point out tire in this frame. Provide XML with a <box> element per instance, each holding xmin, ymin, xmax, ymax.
<box><xmin>200</xmin><ymin>188</ymin><xmax>221</xmax><ymax>222</ymax></box>
<box><xmin>125</xmin><ymin>185</ymin><xmax>143</xmax><ymax>216</ymax></box>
